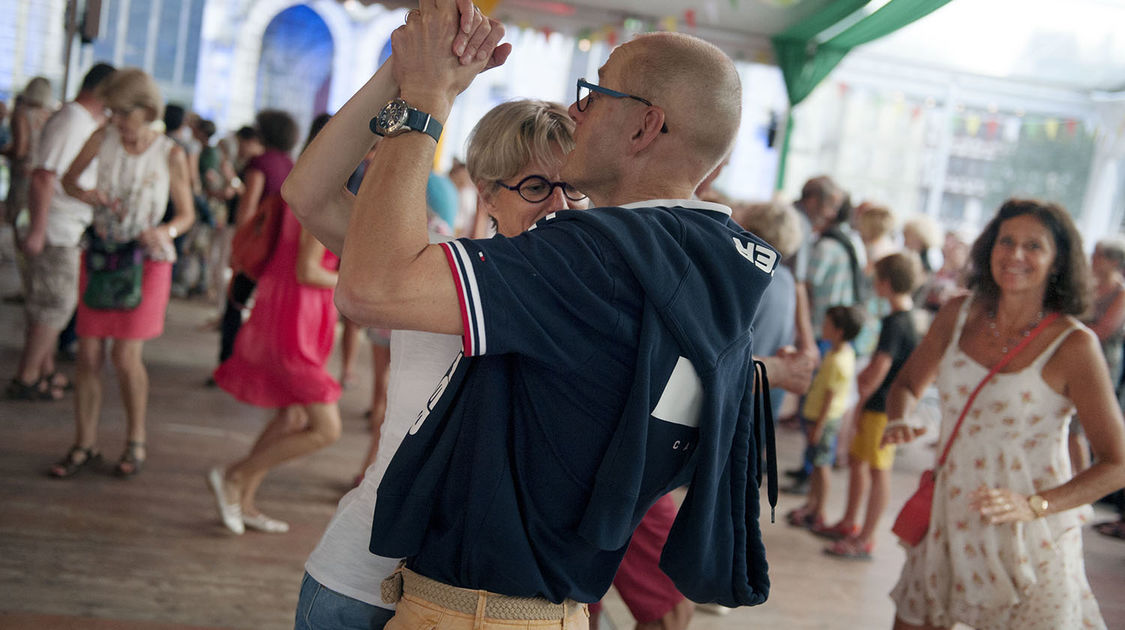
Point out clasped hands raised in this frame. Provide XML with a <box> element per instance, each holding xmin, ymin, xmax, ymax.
<box><xmin>390</xmin><ymin>0</ymin><xmax>513</xmax><ymax>116</ymax></box>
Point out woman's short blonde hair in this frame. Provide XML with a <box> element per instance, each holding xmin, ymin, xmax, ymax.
<box><xmin>902</xmin><ymin>214</ymin><xmax>942</xmax><ymax>251</ymax></box>
<box><xmin>855</xmin><ymin>203</ymin><xmax>894</xmax><ymax>244</ymax></box>
<box><xmin>21</xmin><ymin>77</ymin><xmax>52</xmax><ymax>108</ymax></box>
<box><xmin>97</xmin><ymin>67</ymin><xmax>163</xmax><ymax>122</ymax></box>
<box><xmin>465</xmin><ymin>100</ymin><xmax>575</xmax><ymax>190</ymax></box>
<box><xmin>732</xmin><ymin>200</ymin><xmax>803</xmax><ymax>258</ymax></box>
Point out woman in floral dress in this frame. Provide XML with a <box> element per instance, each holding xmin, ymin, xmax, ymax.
<box><xmin>884</xmin><ymin>199</ymin><xmax>1125</xmax><ymax>630</ymax></box>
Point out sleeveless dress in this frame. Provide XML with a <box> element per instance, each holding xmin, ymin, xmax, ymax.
<box><xmin>891</xmin><ymin>299</ymin><xmax>1102</xmax><ymax>629</ymax></box>
<box><xmin>76</xmin><ymin>128</ymin><xmax>175</xmax><ymax>340</ymax></box>
<box><xmin>212</xmin><ymin>199</ymin><xmax>341</xmax><ymax>407</ymax></box>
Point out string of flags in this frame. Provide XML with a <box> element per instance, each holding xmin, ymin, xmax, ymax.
<box><xmin>498</xmin><ymin>0</ymin><xmax>772</xmax><ymax>63</ymax></box>
<box><xmin>831</xmin><ymin>82</ymin><xmax>1093</xmax><ymax>143</ymax></box>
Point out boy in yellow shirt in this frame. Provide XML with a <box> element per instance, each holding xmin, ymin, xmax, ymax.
<box><xmin>786</xmin><ymin>305</ymin><xmax>865</xmax><ymax>529</ymax></box>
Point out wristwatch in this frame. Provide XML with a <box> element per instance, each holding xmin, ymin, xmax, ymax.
<box><xmin>1027</xmin><ymin>494</ymin><xmax>1049</xmax><ymax>517</ymax></box>
<box><xmin>370</xmin><ymin>98</ymin><xmax>442</xmax><ymax>142</ymax></box>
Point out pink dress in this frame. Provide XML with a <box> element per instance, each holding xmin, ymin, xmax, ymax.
<box><xmin>213</xmin><ymin>198</ymin><xmax>340</xmax><ymax>407</ymax></box>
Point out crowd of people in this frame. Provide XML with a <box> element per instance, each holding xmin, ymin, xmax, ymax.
<box><xmin>2</xmin><ymin>1</ymin><xmax>1125</xmax><ymax>629</ymax></box>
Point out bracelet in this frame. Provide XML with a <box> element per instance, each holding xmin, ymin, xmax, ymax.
<box><xmin>167</xmin><ymin>225</ymin><xmax>179</xmax><ymax>239</ymax></box>
<box><xmin>884</xmin><ymin>418</ymin><xmax>909</xmax><ymax>431</ymax></box>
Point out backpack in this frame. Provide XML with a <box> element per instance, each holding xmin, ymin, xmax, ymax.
<box><xmin>230</xmin><ymin>193</ymin><xmax>286</xmax><ymax>280</ymax></box>
<box><xmin>818</xmin><ymin>225</ymin><xmax>865</xmax><ymax>303</ymax></box>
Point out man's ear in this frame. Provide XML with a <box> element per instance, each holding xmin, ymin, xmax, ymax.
<box><xmin>628</xmin><ymin>107</ymin><xmax>666</xmax><ymax>154</ymax></box>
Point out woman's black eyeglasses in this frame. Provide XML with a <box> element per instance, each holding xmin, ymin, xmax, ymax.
<box><xmin>576</xmin><ymin>78</ymin><xmax>668</xmax><ymax>133</ymax></box>
<box><xmin>496</xmin><ymin>175</ymin><xmax>587</xmax><ymax>203</ymax></box>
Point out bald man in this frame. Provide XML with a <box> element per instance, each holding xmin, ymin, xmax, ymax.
<box><xmin>288</xmin><ymin>2</ymin><xmax>778</xmax><ymax>627</ymax></box>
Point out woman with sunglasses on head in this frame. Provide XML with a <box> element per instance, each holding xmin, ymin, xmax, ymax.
<box><xmin>54</xmin><ymin>68</ymin><xmax>195</xmax><ymax>478</ymax></box>
<box><xmin>883</xmin><ymin>199</ymin><xmax>1125</xmax><ymax>630</ymax></box>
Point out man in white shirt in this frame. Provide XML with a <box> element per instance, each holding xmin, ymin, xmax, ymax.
<box><xmin>7</xmin><ymin>63</ymin><xmax>114</xmax><ymax>401</ymax></box>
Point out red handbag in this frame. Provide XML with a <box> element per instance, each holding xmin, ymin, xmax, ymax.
<box><xmin>892</xmin><ymin>311</ymin><xmax>1060</xmax><ymax>546</ymax></box>
<box><xmin>230</xmin><ymin>193</ymin><xmax>286</xmax><ymax>280</ymax></box>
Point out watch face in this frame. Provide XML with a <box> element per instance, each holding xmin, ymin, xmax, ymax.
<box><xmin>378</xmin><ymin>99</ymin><xmax>410</xmax><ymax>135</ymax></box>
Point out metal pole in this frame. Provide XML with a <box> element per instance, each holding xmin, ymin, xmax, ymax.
<box><xmin>62</xmin><ymin>0</ymin><xmax>79</xmax><ymax>100</ymax></box>
<box><xmin>774</xmin><ymin>106</ymin><xmax>794</xmax><ymax>192</ymax></box>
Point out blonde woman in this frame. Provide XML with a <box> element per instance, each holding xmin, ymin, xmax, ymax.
<box><xmin>4</xmin><ymin>77</ymin><xmax>53</xmax><ymax>230</ymax></box>
<box><xmin>54</xmin><ymin>68</ymin><xmax>194</xmax><ymax>478</ymax></box>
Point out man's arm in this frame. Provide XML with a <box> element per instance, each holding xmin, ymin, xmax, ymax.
<box><xmin>755</xmin><ymin>347</ymin><xmax>813</xmax><ymax>394</ymax></box>
<box><xmin>854</xmin><ymin>351</ymin><xmax>892</xmax><ymax>409</ymax></box>
<box><xmin>792</xmin><ymin>283</ymin><xmax>817</xmax><ymax>358</ymax></box>
<box><xmin>334</xmin><ymin>1</ymin><xmax>506</xmax><ymax>332</ymax></box>
<box><xmin>282</xmin><ymin>63</ymin><xmax>396</xmax><ymax>255</ymax></box>
<box><xmin>21</xmin><ymin>169</ymin><xmax>55</xmax><ymax>256</ymax></box>
<box><xmin>285</xmin><ymin>0</ymin><xmax>509</xmax><ymax>255</ymax></box>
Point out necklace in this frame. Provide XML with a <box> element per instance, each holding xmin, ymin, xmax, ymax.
<box><xmin>987</xmin><ymin>309</ymin><xmax>1045</xmax><ymax>354</ymax></box>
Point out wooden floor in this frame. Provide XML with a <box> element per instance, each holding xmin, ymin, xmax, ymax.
<box><xmin>1</xmin><ymin>250</ymin><xmax>1124</xmax><ymax>630</ymax></box>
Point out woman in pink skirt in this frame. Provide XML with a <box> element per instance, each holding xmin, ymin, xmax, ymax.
<box><xmin>54</xmin><ymin>68</ymin><xmax>194</xmax><ymax>478</ymax></box>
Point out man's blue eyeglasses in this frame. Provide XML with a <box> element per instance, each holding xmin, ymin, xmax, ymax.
<box><xmin>576</xmin><ymin>78</ymin><xmax>668</xmax><ymax>133</ymax></box>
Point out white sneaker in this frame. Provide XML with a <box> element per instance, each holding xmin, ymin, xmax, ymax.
<box><xmin>242</xmin><ymin>512</ymin><xmax>290</xmax><ymax>533</ymax></box>
<box><xmin>697</xmin><ymin>603</ymin><xmax>732</xmax><ymax>616</ymax></box>
<box><xmin>207</xmin><ymin>467</ymin><xmax>244</xmax><ymax>535</ymax></box>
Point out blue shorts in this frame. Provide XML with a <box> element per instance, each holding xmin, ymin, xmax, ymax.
<box><xmin>295</xmin><ymin>572</ymin><xmax>396</xmax><ymax>630</ymax></box>
<box><xmin>802</xmin><ymin>414</ymin><xmax>841</xmax><ymax>468</ymax></box>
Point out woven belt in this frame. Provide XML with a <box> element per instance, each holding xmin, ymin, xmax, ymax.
<box><xmin>400</xmin><ymin>568</ymin><xmax>583</xmax><ymax>620</ymax></box>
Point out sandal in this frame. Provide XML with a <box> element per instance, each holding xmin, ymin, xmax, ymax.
<box><xmin>1095</xmin><ymin>519</ymin><xmax>1125</xmax><ymax>540</ymax></box>
<box><xmin>44</xmin><ymin>371</ymin><xmax>73</xmax><ymax>392</ymax></box>
<box><xmin>6</xmin><ymin>377</ymin><xmax>61</xmax><ymax>401</ymax></box>
<box><xmin>824</xmin><ymin>538</ymin><xmax>874</xmax><ymax>560</ymax></box>
<box><xmin>48</xmin><ymin>446</ymin><xmax>102</xmax><ymax>478</ymax></box>
<box><xmin>35</xmin><ymin>376</ymin><xmax>66</xmax><ymax>401</ymax></box>
<box><xmin>114</xmin><ymin>441</ymin><xmax>146</xmax><ymax>478</ymax></box>
<box><xmin>812</xmin><ymin>521</ymin><xmax>861</xmax><ymax>540</ymax></box>
<box><xmin>7</xmin><ymin>378</ymin><xmax>42</xmax><ymax>400</ymax></box>
<box><xmin>786</xmin><ymin>507</ymin><xmax>815</xmax><ymax>528</ymax></box>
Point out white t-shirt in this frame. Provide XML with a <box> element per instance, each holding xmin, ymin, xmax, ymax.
<box><xmin>304</xmin><ymin>328</ymin><xmax>462</xmax><ymax>608</ymax></box>
<box><xmin>33</xmin><ymin>102</ymin><xmax>99</xmax><ymax>247</ymax></box>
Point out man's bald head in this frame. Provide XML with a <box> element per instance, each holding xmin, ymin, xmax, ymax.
<box><xmin>622</xmin><ymin>33</ymin><xmax>741</xmax><ymax>177</ymax></box>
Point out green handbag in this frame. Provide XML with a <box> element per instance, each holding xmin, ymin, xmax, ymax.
<box><xmin>84</xmin><ymin>234</ymin><xmax>144</xmax><ymax>310</ymax></box>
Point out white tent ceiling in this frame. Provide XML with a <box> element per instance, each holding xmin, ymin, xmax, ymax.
<box><xmin>360</xmin><ymin>0</ymin><xmax>1125</xmax><ymax>94</ymax></box>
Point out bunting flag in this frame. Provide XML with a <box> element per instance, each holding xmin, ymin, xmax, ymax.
<box><xmin>965</xmin><ymin>114</ymin><xmax>981</xmax><ymax>136</ymax></box>
<box><xmin>1003</xmin><ymin>117</ymin><xmax>1021</xmax><ymax>143</ymax></box>
<box><xmin>684</xmin><ymin>9</ymin><xmax>697</xmax><ymax>28</ymax></box>
<box><xmin>703</xmin><ymin>1</ymin><xmax>720</xmax><ymax>22</ymax></box>
<box><xmin>661</xmin><ymin>16</ymin><xmax>678</xmax><ymax>32</ymax></box>
<box><xmin>1044</xmin><ymin>118</ymin><xmax>1059</xmax><ymax>140</ymax></box>
<box><xmin>985</xmin><ymin>118</ymin><xmax>998</xmax><ymax>139</ymax></box>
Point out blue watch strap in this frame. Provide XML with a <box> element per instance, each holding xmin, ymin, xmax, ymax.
<box><xmin>405</xmin><ymin>109</ymin><xmax>442</xmax><ymax>143</ymax></box>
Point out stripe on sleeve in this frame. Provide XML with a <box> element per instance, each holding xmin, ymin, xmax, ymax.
<box><xmin>440</xmin><ymin>242</ymin><xmax>476</xmax><ymax>356</ymax></box>
<box><xmin>443</xmin><ymin>240</ymin><xmax>487</xmax><ymax>356</ymax></box>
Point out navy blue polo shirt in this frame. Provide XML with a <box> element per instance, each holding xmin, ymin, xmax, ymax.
<box><xmin>371</xmin><ymin>200</ymin><xmax>777</xmax><ymax>606</ymax></box>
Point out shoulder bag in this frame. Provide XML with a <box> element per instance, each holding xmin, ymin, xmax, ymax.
<box><xmin>230</xmin><ymin>193</ymin><xmax>286</xmax><ymax>280</ymax></box>
<box><xmin>83</xmin><ymin>231</ymin><xmax>144</xmax><ymax>310</ymax></box>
